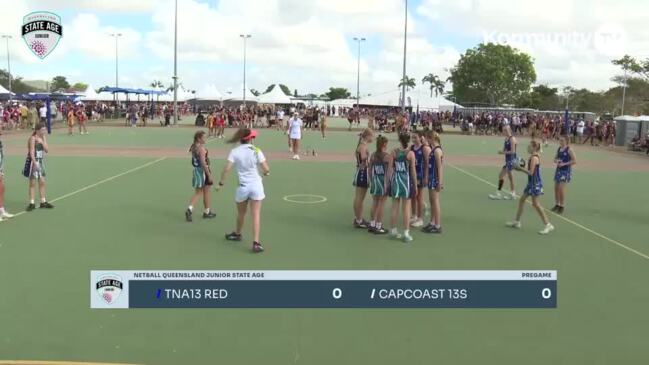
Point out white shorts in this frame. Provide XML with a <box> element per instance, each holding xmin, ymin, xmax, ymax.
<box><xmin>289</xmin><ymin>135</ymin><xmax>301</xmax><ymax>140</ymax></box>
<box><xmin>235</xmin><ymin>182</ymin><xmax>265</xmax><ymax>203</ymax></box>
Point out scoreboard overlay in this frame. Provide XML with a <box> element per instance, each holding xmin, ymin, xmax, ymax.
<box><xmin>90</xmin><ymin>270</ymin><xmax>557</xmax><ymax>309</ymax></box>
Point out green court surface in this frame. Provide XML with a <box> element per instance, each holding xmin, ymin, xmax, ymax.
<box><xmin>0</xmin><ymin>122</ymin><xmax>648</xmax><ymax>365</ymax></box>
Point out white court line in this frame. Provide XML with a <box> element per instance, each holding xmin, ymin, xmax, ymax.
<box><xmin>447</xmin><ymin>163</ymin><xmax>649</xmax><ymax>261</ymax></box>
<box><xmin>9</xmin><ymin>157</ymin><xmax>167</xmax><ymax>219</ymax></box>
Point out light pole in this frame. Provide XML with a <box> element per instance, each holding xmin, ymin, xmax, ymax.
<box><xmin>353</xmin><ymin>37</ymin><xmax>365</xmax><ymax>108</ymax></box>
<box><xmin>109</xmin><ymin>33</ymin><xmax>122</xmax><ymax>107</ymax></box>
<box><xmin>621</xmin><ymin>68</ymin><xmax>627</xmax><ymax>116</ymax></box>
<box><xmin>1</xmin><ymin>35</ymin><xmax>12</xmax><ymax>100</ymax></box>
<box><xmin>240</xmin><ymin>34</ymin><xmax>251</xmax><ymax>107</ymax></box>
<box><xmin>173</xmin><ymin>0</ymin><xmax>179</xmax><ymax>124</ymax></box>
<box><xmin>401</xmin><ymin>0</ymin><xmax>408</xmax><ymax>112</ymax></box>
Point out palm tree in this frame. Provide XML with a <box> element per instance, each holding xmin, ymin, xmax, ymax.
<box><xmin>422</xmin><ymin>73</ymin><xmax>445</xmax><ymax>97</ymax></box>
<box><xmin>150</xmin><ymin>80</ymin><xmax>164</xmax><ymax>89</ymax></box>
<box><xmin>398</xmin><ymin>76</ymin><xmax>416</xmax><ymax>91</ymax></box>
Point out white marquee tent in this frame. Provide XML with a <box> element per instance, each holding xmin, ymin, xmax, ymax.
<box><xmin>225</xmin><ymin>86</ymin><xmax>258</xmax><ymax>103</ymax></box>
<box><xmin>360</xmin><ymin>88</ymin><xmax>460</xmax><ymax>112</ymax></box>
<box><xmin>257</xmin><ymin>85</ymin><xmax>291</xmax><ymax>104</ymax></box>
<box><xmin>196</xmin><ymin>85</ymin><xmax>223</xmax><ymax>101</ymax></box>
<box><xmin>0</xmin><ymin>84</ymin><xmax>13</xmax><ymax>95</ymax></box>
<box><xmin>80</xmin><ymin>85</ymin><xmax>115</xmax><ymax>102</ymax></box>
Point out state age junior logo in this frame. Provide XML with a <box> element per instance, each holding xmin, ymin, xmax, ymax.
<box><xmin>96</xmin><ymin>274</ymin><xmax>123</xmax><ymax>305</ymax></box>
<box><xmin>22</xmin><ymin>11</ymin><xmax>63</xmax><ymax>59</ymax></box>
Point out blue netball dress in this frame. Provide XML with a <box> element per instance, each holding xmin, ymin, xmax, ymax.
<box><xmin>504</xmin><ymin>137</ymin><xmax>517</xmax><ymax>171</ymax></box>
<box><xmin>191</xmin><ymin>147</ymin><xmax>212</xmax><ymax>188</ymax></box>
<box><xmin>411</xmin><ymin>144</ymin><xmax>424</xmax><ymax>187</ymax></box>
<box><xmin>524</xmin><ymin>155</ymin><xmax>543</xmax><ymax>196</ymax></box>
<box><xmin>428</xmin><ymin>146</ymin><xmax>443</xmax><ymax>190</ymax></box>
<box><xmin>391</xmin><ymin>149</ymin><xmax>411</xmax><ymax>199</ymax></box>
<box><xmin>370</xmin><ymin>153</ymin><xmax>388</xmax><ymax>197</ymax></box>
<box><xmin>353</xmin><ymin>146</ymin><xmax>369</xmax><ymax>188</ymax></box>
<box><xmin>554</xmin><ymin>147</ymin><xmax>572</xmax><ymax>183</ymax></box>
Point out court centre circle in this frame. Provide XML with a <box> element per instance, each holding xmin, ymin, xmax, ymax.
<box><xmin>282</xmin><ymin>194</ymin><xmax>328</xmax><ymax>204</ymax></box>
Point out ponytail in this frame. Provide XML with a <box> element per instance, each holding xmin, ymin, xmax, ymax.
<box><xmin>227</xmin><ymin>128</ymin><xmax>252</xmax><ymax>144</ymax></box>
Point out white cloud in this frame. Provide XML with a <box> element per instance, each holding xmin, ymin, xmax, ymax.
<box><xmin>417</xmin><ymin>0</ymin><xmax>649</xmax><ymax>90</ymax></box>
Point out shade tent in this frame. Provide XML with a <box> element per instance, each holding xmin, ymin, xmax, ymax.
<box><xmin>359</xmin><ymin>88</ymin><xmax>461</xmax><ymax>112</ymax></box>
<box><xmin>328</xmin><ymin>98</ymin><xmax>357</xmax><ymax>108</ymax></box>
<box><xmin>257</xmin><ymin>86</ymin><xmax>291</xmax><ymax>104</ymax></box>
<box><xmin>79</xmin><ymin>85</ymin><xmax>114</xmax><ymax>102</ymax></box>
<box><xmin>0</xmin><ymin>84</ymin><xmax>13</xmax><ymax>95</ymax></box>
<box><xmin>225</xmin><ymin>87</ymin><xmax>258</xmax><ymax>103</ymax></box>
<box><xmin>195</xmin><ymin>85</ymin><xmax>223</xmax><ymax>101</ymax></box>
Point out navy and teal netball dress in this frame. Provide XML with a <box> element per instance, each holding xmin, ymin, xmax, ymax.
<box><xmin>353</xmin><ymin>148</ymin><xmax>369</xmax><ymax>188</ymax></box>
<box><xmin>191</xmin><ymin>147</ymin><xmax>212</xmax><ymax>188</ymax></box>
<box><xmin>411</xmin><ymin>144</ymin><xmax>424</xmax><ymax>187</ymax></box>
<box><xmin>554</xmin><ymin>147</ymin><xmax>572</xmax><ymax>183</ymax></box>
<box><xmin>27</xmin><ymin>142</ymin><xmax>46</xmax><ymax>179</ymax></box>
<box><xmin>504</xmin><ymin>136</ymin><xmax>516</xmax><ymax>171</ymax></box>
<box><xmin>370</xmin><ymin>153</ymin><xmax>388</xmax><ymax>197</ymax></box>
<box><xmin>391</xmin><ymin>149</ymin><xmax>411</xmax><ymax>199</ymax></box>
<box><xmin>524</xmin><ymin>155</ymin><xmax>543</xmax><ymax>196</ymax></box>
<box><xmin>428</xmin><ymin>146</ymin><xmax>443</xmax><ymax>190</ymax></box>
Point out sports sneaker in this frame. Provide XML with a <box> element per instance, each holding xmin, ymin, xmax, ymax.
<box><xmin>421</xmin><ymin>223</ymin><xmax>434</xmax><ymax>232</ymax></box>
<box><xmin>557</xmin><ymin>206</ymin><xmax>565</xmax><ymax>215</ymax></box>
<box><xmin>185</xmin><ymin>209</ymin><xmax>193</xmax><ymax>222</ymax></box>
<box><xmin>0</xmin><ymin>216</ymin><xmax>4</xmax><ymax>222</ymax></box>
<box><xmin>489</xmin><ymin>191</ymin><xmax>503</xmax><ymax>200</ymax></box>
<box><xmin>203</xmin><ymin>211</ymin><xmax>217</xmax><ymax>219</ymax></box>
<box><xmin>374</xmin><ymin>227</ymin><xmax>388</xmax><ymax>235</ymax></box>
<box><xmin>550</xmin><ymin>205</ymin><xmax>559</xmax><ymax>212</ymax></box>
<box><xmin>428</xmin><ymin>226</ymin><xmax>443</xmax><ymax>234</ymax></box>
<box><xmin>403</xmin><ymin>233</ymin><xmax>413</xmax><ymax>243</ymax></box>
<box><xmin>502</xmin><ymin>193</ymin><xmax>515</xmax><ymax>200</ymax></box>
<box><xmin>26</xmin><ymin>203</ymin><xmax>36</xmax><ymax>212</ymax></box>
<box><xmin>40</xmin><ymin>202</ymin><xmax>54</xmax><ymax>209</ymax></box>
<box><xmin>225</xmin><ymin>232</ymin><xmax>242</xmax><ymax>241</ymax></box>
<box><xmin>409</xmin><ymin>217</ymin><xmax>418</xmax><ymax>225</ymax></box>
<box><xmin>1</xmin><ymin>212</ymin><xmax>14</xmax><ymax>219</ymax></box>
<box><xmin>390</xmin><ymin>230</ymin><xmax>402</xmax><ymax>240</ymax></box>
<box><xmin>367</xmin><ymin>226</ymin><xmax>377</xmax><ymax>234</ymax></box>
<box><xmin>252</xmin><ymin>242</ymin><xmax>264</xmax><ymax>253</ymax></box>
<box><xmin>353</xmin><ymin>219</ymin><xmax>369</xmax><ymax>229</ymax></box>
<box><xmin>539</xmin><ymin>224</ymin><xmax>555</xmax><ymax>235</ymax></box>
<box><xmin>506</xmin><ymin>221</ymin><xmax>522</xmax><ymax>229</ymax></box>
<box><xmin>411</xmin><ymin>219</ymin><xmax>424</xmax><ymax>228</ymax></box>
<box><xmin>294</xmin><ymin>155</ymin><xmax>300</xmax><ymax>160</ymax></box>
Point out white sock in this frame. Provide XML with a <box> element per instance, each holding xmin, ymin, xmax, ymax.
<box><xmin>390</xmin><ymin>228</ymin><xmax>398</xmax><ymax>235</ymax></box>
<box><xmin>204</xmin><ymin>208</ymin><xmax>210</xmax><ymax>214</ymax></box>
<box><xmin>404</xmin><ymin>229</ymin><xmax>410</xmax><ymax>236</ymax></box>
<box><xmin>370</xmin><ymin>220</ymin><xmax>376</xmax><ymax>228</ymax></box>
<box><xmin>0</xmin><ymin>207</ymin><xmax>5</xmax><ymax>214</ymax></box>
<box><xmin>188</xmin><ymin>206</ymin><xmax>193</xmax><ymax>212</ymax></box>
<box><xmin>41</xmin><ymin>198</ymin><xmax>46</xmax><ymax>203</ymax></box>
<box><xmin>376</xmin><ymin>222</ymin><xmax>382</xmax><ymax>229</ymax></box>
<box><xmin>30</xmin><ymin>199</ymin><xmax>35</xmax><ymax>204</ymax></box>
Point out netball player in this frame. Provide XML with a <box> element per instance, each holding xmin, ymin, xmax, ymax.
<box><xmin>216</xmin><ymin>110</ymin><xmax>226</xmax><ymax>139</ymax></box>
<box><xmin>0</xmin><ymin>135</ymin><xmax>15</xmax><ymax>221</ymax></box>
<box><xmin>218</xmin><ymin>128</ymin><xmax>270</xmax><ymax>253</ymax></box>
<box><xmin>66</xmin><ymin>107</ymin><xmax>75</xmax><ymax>136</ymax></box>
<box><xmin>389</xmin><ymin>133</ymin><xmax>417</xmax><ymax>242</ymax></box>
<box><xmin>422</xmin><ymin>131</ymin><xmax>443</xmax><ymax>234</ymax></box>
<box><xmin>77</xmin><ymin>106</ymin><xmax>88</xmax><ymax>135</ymax></box>
<box><xmin>353</xmin><ymin>128</ymin><xmax>374</xmax><ymax>229</ymax></box>
<box><xmin>287</xmin><ymin>113</ymin><xmax>302</xmax><ymax>160</ymax></box>
<box><xmin>206</xmin><ymin>112</ymin><xmax>216</xmax><ymax>138</ymax></box>
<box><xmin>320</xmin><ymin>110</ymin><xmax>327</xmax><ymax>139</ymax></box>
<box><xmin>368</xmin><ymin>135</ymin><xmax>390</xmax><ymax>234</ymax></box>
<box><xmin>489</xmin><ymin>126</ymin><xmax>518</xmax><ymax>200</ymax></box>
<box><xmin>410</xmin><ymin>131</ymin><xmax>429</xmax><ymax>228</ymax></box>
<box><xmin>25</xmin><ymin>123</ymin><xmax>54</xmax><ymax>211</ymax></box>
<box><xmin>506</xmin><ymin>140</ymin><xmax>554</xmax><ymax>234</ymax></box>
<box><xmin>552</xmin><ymin>136</ymin><xmax>577</xmax><ymax>214</ymax></box>
<box><xmin>185</xmin><ymin>131</ymin><xmax>216</xmax><ymax>222</ymax></box>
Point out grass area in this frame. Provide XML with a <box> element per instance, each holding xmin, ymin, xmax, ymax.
<box><xmin>0</xmin><ymin>125</ymin><xmax>647</xmax><ymax>364</ymax></box>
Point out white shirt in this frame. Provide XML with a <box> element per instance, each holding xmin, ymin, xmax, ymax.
<box><xmin>227</xmin><ymin>144</ymin><xmax>266</xmax><ymax>186</ymax></box>
<box><xmin>577</xmin><ymin>121</ymin><xmax>585</xmax><ymax>133</ymax></box>
<box><xmin>288</xmin><ymin>118</ymin><xmax>302</xmax><ymax>139</ymax></box>
<box><xmin>277</xmin><ymin>110</ymin><xmax>284</xmax><ymax>119</ymax></box>
<box><xmin>39</xmin><ymin>106</ymin><xmax>47</xmax><ymax>118</ymax></box>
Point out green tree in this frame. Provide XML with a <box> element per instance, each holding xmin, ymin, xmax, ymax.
<box><xmin>422</xmin><ymin>73</ymin><xmax>445</xmax><ymax>97</ymax></box>
<box><xmin>324</xmin><ymin>87</ymin><xmax>351</xmax><ymax>100</ymax></box>
<box><xmin>293</xmin><ymin>89</ymin><xmax>298</xmax><ymax>97</ymax></box>
<box><xmin>50</xmin><ymin>75</ymin><xmax>70</xmax><ymax>91</ymax></box>
<box><xmin>71</xmin><ymin>82</ymin><xmax>88</xmax><ymax>91</ymax></box>
<box><xmin>150</xmin><ymin>80</ymin><xmax>164</xmax><ymax>89</ymax></box>
<box><xmin>398</xmin><ymin>76</ymin><xmax>416</xmax><ymax>91</ymax></box>
<box><xmin>449</xmin><ymin>43</ymin><xmax>536</xmax><ymax>106</ymax></box>
<box><xmin>0</xmin><ymin>69</ymin><xmax>40</xmax><ymax>93</ymax></box>
<box><xmin>250</xmin><ymin>89</ymin><xmax>260</xmax><ymax>96</ymax></box>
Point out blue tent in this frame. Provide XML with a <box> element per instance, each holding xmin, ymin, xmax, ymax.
<box><xmin>13</xmin><ymin>92</ymin><xmax>82</xmax><ymax>133</ymax></box>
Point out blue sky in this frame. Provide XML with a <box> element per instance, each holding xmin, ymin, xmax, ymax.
<box><xmin>1</xmin><ymin>0</ymin><xmax>642</xmax><ymax>95</ymax></box>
